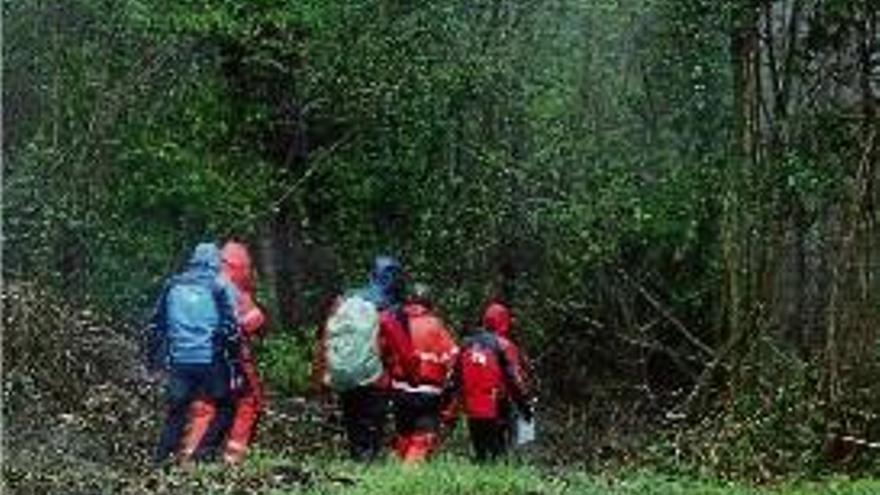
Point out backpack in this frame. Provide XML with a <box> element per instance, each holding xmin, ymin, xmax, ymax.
<box><xmin>148</xmin><ymin>273</ymin><xmax>239</xmax><ymax>368</ymax></box>
<box><xmin>409</xmin><ymin>313</ymin><xmax>457</xmax><ymax>387</ymax></box>
<box><xmin>325</xmin><ymin>295</ymin><xmax>383</xmax><ymax>391</ymax></box>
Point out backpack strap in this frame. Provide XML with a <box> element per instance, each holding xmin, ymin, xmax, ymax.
<box><xmin>145</xmin><ymin>281</ymin><xmax>172</xmax><ymax>371</ymax></box>
<box><xmin>210</xmin><ymin>279</ymin><xmax>238</xmax><ymax>337</ymax></box>
<box><xmin>392</xmin><ymin>304</ymin><xmax>411</xmax><ymax>336</ymax></box>
<box><xmin>210</xmin><ymin>278</ymin><xmax>241</xmax><ymax>363</ymax></box>
<box><xmin>483</xmin><ymin>331</ymin><xmax>529</xmax><ymax>413</ymax></box>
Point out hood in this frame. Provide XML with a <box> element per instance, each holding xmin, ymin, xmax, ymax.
<box><xmin>482</xmin><ymin>302</ymin><xmax>511</xmax><ymax>338</ymax></box>
<box><xmin>370</xmin><ymin>255</ymin><xmax>402</xmax><ymax>289</ymax></box>
<box><xmin>187</xmin><ymin>242</ymin><xmax>221</xmax><ymax>272</ymax></box>
<box><xmin>364</xmin><ymin>255</ymin><xmax>404</xmax><ymax>306</ymax></box>
<box><xmin>404</xmin><ymin>301</ymin><xmax>430</xmax><ymax>319</ymax></box>
<box><xmin>221</xmin><ymin>241</ymin><xmax>254</xmax><ymax>293</ymax></box>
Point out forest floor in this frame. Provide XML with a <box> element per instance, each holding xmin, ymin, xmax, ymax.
<box><xmin>7</xmin><ymin>445</ymin><xmax>880</xmax><ymax>494</ymax></box>
<box><xmin>4</xmin><ymin>280</ymin><xmax>880</xmax><ymax>494</ymax></box>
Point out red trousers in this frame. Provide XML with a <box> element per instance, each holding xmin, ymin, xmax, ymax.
<box><xmin>180</xmin><ymin>356</ymin><xmax>264</xmax><ymax>464</ymax></box>
<box><xmin>394</xmin><ymin>431</ymin><xmax>440</xmax><ymax>463</ymax></box>
<box><xmin>392</xmin><ymin>391</ymin><xmax>445</xmax><ymax>463</ymax></box>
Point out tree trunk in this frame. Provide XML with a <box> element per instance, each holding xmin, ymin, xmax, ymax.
<box><xmin>271</xmin><ymin>96</ymin><xmax>310</xmax><ymax>333</ymax></box>
<box><xmin>724</xmin><ymin>1</ymin><xmax>760</xmax><ymax>342</ymax></box>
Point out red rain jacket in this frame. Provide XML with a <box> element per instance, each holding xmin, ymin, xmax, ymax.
<box><xmin>459</xmin><ymin>302</ymin><xmax>529</xmax><ymax>419</ymax></box>
<box><xmin>221</xmin><ymin>242</ymin><xmax>266</xmax><ymax>341</ymax></box>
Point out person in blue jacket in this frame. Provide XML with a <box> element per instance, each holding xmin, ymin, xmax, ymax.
<box><xmin>149</xmin><ymin>242</ymin><xmax>240</xmax><ymax>465</ymax></box>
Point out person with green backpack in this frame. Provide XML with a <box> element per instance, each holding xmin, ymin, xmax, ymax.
<box><xmin>315</xmin><ymin>256</ymin><xmax>418</xmax><ymax>461</ymax></box>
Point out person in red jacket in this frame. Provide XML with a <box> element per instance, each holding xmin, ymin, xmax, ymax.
<box><xmin>455</xmin><ymin>300</ymin><xmax>531</xmax><ymax>461</ymax></box>
<box><xmin>314</xmin><ymin>256</ymin><xmax>418</xmax><ymax>462</ymax></box>
<box><xmin>391</xmin><ymin>283</ymin><xmax>458</xmax><ymax>463</ymax></box>
<box><xmin>180</xmin><ymin>241</ymin><xmax>267</xmax><ymax>464</ymax></box>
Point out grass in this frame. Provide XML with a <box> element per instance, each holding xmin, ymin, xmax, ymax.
<box><xmin>7</xmin><ymin>448</ymin><xmax>880</xmax><ymax>494</ymax></box>
<box><xmin>235</xmin><ymin>454</ymin><xmax>880</xmax><ymax>495</ymax></box>
<box><xmin>303</xmin><ymin>457</ymin><xmax>555</xmax><ymax>495</ymax></box>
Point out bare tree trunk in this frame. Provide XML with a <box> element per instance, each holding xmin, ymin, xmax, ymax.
<box><xmin>271</xmin><ymin>206</ymin><xmax>302</xmax><ymax>331</ymax></box>
<box><xmin>257</xmin><ymin>225</ymin><xmax>282</xmax><ymax>330</ymax></box>
<box><xmin>724</xmin><ymin>1</ymin><xmax>760</xmax><ymax>342</ymax></box>
<box><xmin>681</xmin><ymin>2</ymin><xmax>763</xmax><ymax>416</ymax></box>
<box><xmin>272</xmin><ymin>99</ymin><xmax>309</xmax><ymax>333</ymax></box>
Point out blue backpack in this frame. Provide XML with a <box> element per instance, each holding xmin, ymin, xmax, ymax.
<box><xmin>148</xmin><ymin>273</ymin><xmax>238</xmax><ymax>368</ymax></box>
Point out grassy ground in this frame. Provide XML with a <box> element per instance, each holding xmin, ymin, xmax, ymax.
<box><xmin>303</xmin><ymin>459</ymin><xmax>880</xmax><ymax>495</ymax></box>
<box><xmin>117</xmin><ymin>453</ymin><xmax>880</xmax><ymax>495</ymax></box>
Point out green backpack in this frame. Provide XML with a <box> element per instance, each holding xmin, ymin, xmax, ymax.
<box><xmin>326</xmin><ymin>295</ymin><xmax>383</xmax><ymax>391</ymax></box>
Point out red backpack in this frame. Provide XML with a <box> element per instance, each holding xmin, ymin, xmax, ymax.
<box><xmin>407</xmin><ymin>304</ymin><xmax>458</xmax><ymax>387</ymax></box>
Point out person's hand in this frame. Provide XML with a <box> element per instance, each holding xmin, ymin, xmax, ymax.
<box><xmin>439</xmin><ymin>395</ymin><xmax>459</xmax><ymax>427</ymax></box>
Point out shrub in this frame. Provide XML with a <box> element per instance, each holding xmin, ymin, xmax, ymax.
<box><xmin>257</xmin><ymin>331</ymin><xmax>314</xmax><ymax>397</ymax></box>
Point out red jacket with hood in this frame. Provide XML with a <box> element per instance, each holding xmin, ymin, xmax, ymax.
<box><xmin>458</xmin><ymin>302</ymin><xmax>529</xmax><ymax>419</ymax></box>
<box><xmin>221</xmin><ymin>242</ymin><xmax>267</xmax><ymax>352</ymax></box>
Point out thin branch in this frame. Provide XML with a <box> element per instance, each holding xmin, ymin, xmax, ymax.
<box><xmin>618</xmin><ymin>269</ymin><xmax>716</xmax><ymax>358</ymax></box>
<box><xmin>832</xmin><ymin>435</ymin><xmax>880</xmax><ymax>450</ymax></box>
<box><xmin>226</xmin><ymin>132</ymin><xmax>355</xmax><ymax>234</ymax></box>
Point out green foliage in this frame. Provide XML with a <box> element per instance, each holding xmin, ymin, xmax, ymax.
<box><xmin>3</xmin><ymin>0</ymin><xmax>278</xmax><ymax>315</ymax></box>
<box><xmin>258</xmin><ymin>331</ymin><xmax>313</xmax><ymax>397</ymax></box>
<box><xmin>6</xmin><ymin>0</ymin><xmax>722</xmax><ymax>330</ymax></box>
<box><xmin>5</xmin><ymin>0</ymin><xmax>879</xmax><ymax>482</ymax></box>
<box><xmin>644</xmin><ymin>339</ymin><xmax>831</xmax><ymax>481</ymax></box>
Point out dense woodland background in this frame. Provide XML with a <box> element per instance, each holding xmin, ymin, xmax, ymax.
<box><xmin>3</xmin><ymin>0</ymin><xmax>879</xmax><ymax>482</ymax></box>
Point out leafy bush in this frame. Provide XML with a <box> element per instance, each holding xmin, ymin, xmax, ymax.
<box><xmin>257</xmin><ymin>332</ymin><xmax>314</xmax><ymax>397</ymax></box>
<box><xmin>644</xmin><ymin>337</ymin><xmax>831</xmax><ymax>481</ymax></box>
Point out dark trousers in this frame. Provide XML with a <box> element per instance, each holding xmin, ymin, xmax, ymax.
<box><xmin>155</xmin><ymin>361</ymin><xmax>233</xmax><ymax>464</ymax></box>
<box><xmin>340</xmin><ymin>386</ymin><xmax>389</xmax><ymax>462</ymax></box>
<box><xmin>393</xmin><ymin>391</ymin><xmax>441</xmax><ymax>436</ymax></box>
<box><xmin>468</xmin><ymin>418</ymin><xmax>510</xmax><ymax>462</ymax></box>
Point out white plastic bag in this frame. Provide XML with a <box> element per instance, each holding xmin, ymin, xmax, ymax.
<box><xmin>514</xmin><ymin>413</ymin><xmax>536</xmax><ymax>446</ymax></box>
